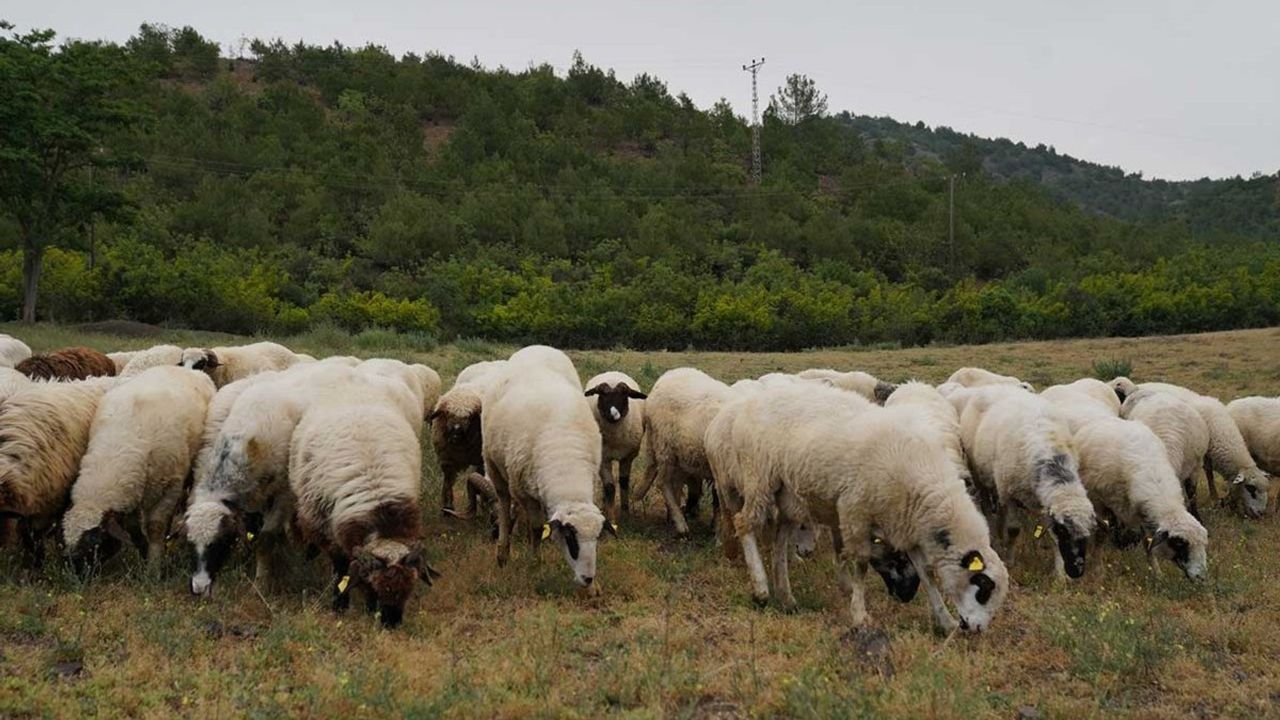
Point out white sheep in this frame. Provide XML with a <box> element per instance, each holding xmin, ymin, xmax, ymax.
<box><xmin>1110</xmin><ymin>377</ymin><xmax>1269</xmax><ymax>517</ymax></box>
<box><xmin>0</xmin><ymin>367</ymin><xmax>32</xmax><ymax>403</ymax></box>
<box><xmin>957</xmin><ymin>386</ymin><xmax>1096</xmax><ymax>579</ymax></box>
<box><xmin>0</xmin><ymin>377</ymin><xmax>115</xmax><ymax>564</ymax></box>
<box><xmin>709</xmin><ymin>381</ymin><xmax>1009</xmax><ymax>632</ymax></box>
<box><xmin>947</xmin><ymin>367</ymin><xmax>1035</xmax><ymax>392</ymax></box>
<box><xmin>482</xmin><ymin>347</ymin><xmax>607</xmax><ymax>588</ymax></box>
<box><xmin>0</xmin><ymin>334</ymin><xmax>32</xmax><ymax>369</ymax></box>
<box><xmin>583</xmin><ymin>371</ymin><xmax>648</xmax><ymax>522</ymax></box>
<box><xmin>117</xmin><ymin>344</ymin><xmax>183</xmax><ymax>379</ymax></box>
<box><xmin>796</xmin><ymin>368</ymin><xmax>897</xmax><ymax>404</ymax></box>
<box><xmin>506</xmin><ymin>344</ymin><xmax>582</xmax><ymax>389</ymax></box>
<box><xmin>62</xmin><ymin>367</ymin><xmax>215</xmax><ymax>568</ymax></box>
<box><xmin>633</xmin><ymin>367</ymin><xmax>734</xmax><ymax>536</ymax></box>
<box><xmin>290</xmin><ymin>381</ymin><xmax>438</xmax><ymax>628</ymax></box>
<box><xmin>1073</xmin><ymin>417</ymin><xmax>1209</xmax><ymax>579</ymax></box>
<box><xmin>354</xmin><ymin>358</ymin><xmax>442</xmax><ymax>433</ymax></box>
<box><xmin>884</xmin><ymin>381</ymin><xmax>970</xmax><ymax>485</ymax></box>
<box><xmin>1123</xmin><ymin>390</ymin><xmax>1211</xmax><ymax>518</ymax></box>
<box><xmin>180</xmin><ymin>341</ymin><xmax>303</xmax><ymax>387</ymax></box>
<box><xmin>107</xmin><ymin>351</ymin><xmax>137</xmax><ymax>374</ymax></box>
<box><xmin>1227</xmin><ymin>397</ymin><xmax>1280</xmax><ymax>479</ymax></box>
<box><xmin>1040</xmin><ymin>378</ymin><xmax>1121</xmax><ymax>434</ymax></box>
<box><xmin>430</xmin><ymin>360</ymin><xmax>508</xmax><ymax>516</ymax></box>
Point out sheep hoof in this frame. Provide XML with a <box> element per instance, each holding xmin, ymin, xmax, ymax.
<box><xmin>750</xmin><ymin>594</ymin><xmax>770</xmax><ymax>609</ymax></box>
<box><xmin>778</xmin><ymin>598</ymin><xmax>798</xmax><ymax>614</ymax></box>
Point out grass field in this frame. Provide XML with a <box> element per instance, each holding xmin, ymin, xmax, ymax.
<box><xmin>2</xmin><ymin>322</ymin><xmax>1279</xmax><ymax>719</ymax></box>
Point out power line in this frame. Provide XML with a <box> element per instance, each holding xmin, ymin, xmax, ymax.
<box><xmin>742</xmin><ymin>57</ymin><xmax>765</xmax><ymax>184</ymax></box>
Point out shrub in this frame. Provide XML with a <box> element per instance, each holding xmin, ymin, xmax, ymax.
<box><xmin>1093</xmin><ymin>358</ymin><xmax>1133</xmax><ymax>380</ymax></box>
<box><xmin>310</xmin><ymin>291</ymin><xmax>441</xmax><ymax>334</ymax></box>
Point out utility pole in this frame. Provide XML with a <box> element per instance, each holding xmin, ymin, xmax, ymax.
<box><xmin>948</xmin><ymin>173</ymin><xmax>964</xmax><ymax>270</ymax></box>
<box><xmin>742</xmin><ymin>57</ymin><xmax>765</xmax><ymax>184</ymax></box>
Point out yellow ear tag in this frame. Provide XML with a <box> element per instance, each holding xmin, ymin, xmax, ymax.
<box><xmin>1033</xmin><ymin>525</ymin><xmax>1044</xmax><ymax>539</ymax></box>
<box><xmin>337</xmin><ymin>575</ymin><xmax>350</xmax><ymax>594</ymax></box>
<box><xmin>872</xmin><ymin>537</ymin><xmax>882</xmax><ymax>544</ymax></box>
<box><xmin>541</xmin><ymin>524</ymin><xmax>552</xmax><ymax>540</ymax></box>
<box><xmin>611</xmin><ymin>523</ymin><xmax>619</xmax><ymax>534</ymax></box>
<box><xmin>967</xmin><ymin>556</ymin><xmax>985</xmax><ymax>572</ymax></box>
<box><xmin>245</xmin><ymin>531</ymin><xmax>255</xmax><ymax>542</ymax></box>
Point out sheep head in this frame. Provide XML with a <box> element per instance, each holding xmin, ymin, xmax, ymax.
<box><xmin>1229</xmin><ymin>468</ymin><xmax>1269</xmax><ymax>519</ymax></box>
<box><xmin>1146</xmin><ymin>516</ymin><xmax>1209</xmax><ymax>581</ymax></box>
<box><xmin>180</xmin><ymin>348</ymin><xmax>220</xmax><ymax>374</ymax></box>
<box><xmin>868</xmin><ymin>536</ymin><xmax>920</xmax><ymax>603</ymax></box>
<box><xmin>584</xmin><ymin>382</ymin><xmax>647</xmax><ymax>424</ymax></box>
<box><xmin>186</xmin><ymin>499</ymin><xmax>243</xmax><ymax>597</ymax></box>
<box><xmin>545</xmin><ymin>502</ymin><xmax>605</xmax><ymax>588</ymax></box>
<box><xmin>935</xmin><ymin>547</ymin><xmax>1009</xmax><ymax>633</ymax></box>
<box><xmin>350</xmin><ymin>539</ymin><xmax>440</xmax><ymax>628</ymax></box>
<box><xmin>67</xmin><ymin>510</ymin><xmax>133</xmax><ymax>575</ymax></box>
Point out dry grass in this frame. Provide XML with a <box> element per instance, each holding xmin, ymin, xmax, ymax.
<box><xmin>2</xmin><ymin>323</ymin><xmax>1279</xmax><ymax>718</ymax></box>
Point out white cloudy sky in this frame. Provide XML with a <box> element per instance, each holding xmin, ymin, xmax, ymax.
<box><xmin>7</xmin><ymin>0</ymin><xmax>1278</xmax><ymax>180</ymax></box>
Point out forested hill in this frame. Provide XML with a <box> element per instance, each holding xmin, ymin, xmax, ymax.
<box><xmin>842</xmin><ymin>113</ymin><xmax>1280</xmax><ymax>238</ymax></box>
<box><xmin>3</xmin><ymin>24</ymin><xmax>1280</xmax><ymax>350</ymax></box>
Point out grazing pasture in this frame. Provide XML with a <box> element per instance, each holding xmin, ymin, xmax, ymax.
<box><xmin>2</xmin><ymin>323</ymin><xmax>1279</xmax><ymax>719</ymax></box>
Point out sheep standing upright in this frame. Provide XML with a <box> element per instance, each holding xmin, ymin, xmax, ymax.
<box><xmin>709</xmin><ymin>381</ymin><xmax>1009</xmax><ymax>632</ymax></box>
<box><xmin>1110</xmin><ymin>378</ymin><xmax>1269</xmax><ymax>517</ymax></box>
<box><xmin>17</xmin><ymin>347</ymin><xmax>117</xmax><ymax>381</ymax></box>
<box><xmin>0</xmin><ymin>334</ymin><xmax>32</xmax><ymax>369</ymax></box>
<box><xmin>632</xmin><ymin>368</ymin><xmax>733</xmax><ymax>536</ymax></box>
<box><xmin>482</xmin><ymin>346</ymin><xmax>608</xmax><ymax>589</ymax></box>
<box><xmin>62</xmin><ymin>367</ymin><xmax>215</xmax><ymax>568</ymax></box>
<box><xmin>1123</xmin><ymin>390</ymin><xmax>1211</xmax><ymax>517</ymax></box>
<box><xmin>584</xmin><ymin>371</ymin><xmax>647</xmax><ymax>522</ymax></box>
<box><xmin>291</xmin><ymin>377</ymin><xmax>439</xmax><ymax>628</ymax></box>
<box><xmin>180</xmin><ymin>341</ymin><xmax>303</xmax><ymax>388</ymax></box>
<box><xmin>430</xmin><ymin>360</ymin><xmax>507</xmax><ymax>517</ymax></box>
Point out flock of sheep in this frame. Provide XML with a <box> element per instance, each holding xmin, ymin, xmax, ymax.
<box><xmin>0</xmin><ymin>331</ymin><xmax>1277</xmax><ymax>635</ymax></box>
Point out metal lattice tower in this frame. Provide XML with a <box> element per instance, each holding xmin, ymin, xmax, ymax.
<box><xmin>742</xmin><ymin>57</ymin><xmax>765</xmax><ymax>184</ymax></box>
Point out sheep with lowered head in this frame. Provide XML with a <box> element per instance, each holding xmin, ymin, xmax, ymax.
<box><xmin>884</xmin><ymin>381</ymin><xmax>971</xmax><ymax>486</ymax></box>
<box><xmin>17</xmin><ymin>346</ymin><xmax>116</xmax><ymax>381</ymax></box>
<box><xmin>430</xmin><ymin>360</ymin><xmax>507</xmax><ymax>517</ymax></box>
<box><xmin>583</xmin><ymin>371</ymin><xmax>648</xmax><ymax>522</ymax></box>
<box><xmin>482</xmin><ymin>346</ymin><xmax>609</xmax><ymax>589</ymax></box>
<box><xmin>709</xmin><ymin>381</ymin><xmax>1009</xmax><ymax>632</ymax></box>
<box><xmin>0</xmin><ymin>334</ymin><xmax>33</xmax><ymax>369</ymax></box>
<box><xmin>796</xmin><ymin>368</ymin><xmax>897</xmax><ymax>404</ymax></box>
<box><xmin>117</xmin><ymin>344</ymin><xmax>184</xmax><ymax>379</ymax></box>
<box><xmin>1227</xmin><ymin>396</ymin><xmax>1280</xmax><ymax>503</ymax></box>
<box><xmin>1123</xmin><ymin>389</ymin><xmax>1211</xmax><ymax>518</ymax></box>
<box><xmin>291</xmin><ymin>379</ymin><xmax>440</xmax><ymax>628</ymax></box>
<box><xmin>1109</xmin><ymin>377</ymin><xmax>1269</xmax><ymax>517</ymax></box>
<box><xmin>62</xmin><ymin>366</ymin><xmax>215</xmax><ymax>569</ymax></box>
<box><xmin>947</xmin><ymin>367</ymin><xmax>1035</xmax><ymax>392</ymax></box>
<box><xmin>180</xmin><ymin>341</ymin><xmax>303</xmax><ymax>388</ymax></box>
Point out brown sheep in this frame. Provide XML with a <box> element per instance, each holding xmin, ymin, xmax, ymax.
<box><xmin>16</xmin><ymin>347</ymin><xmax>117</xmax><ymax>381</ymax></box>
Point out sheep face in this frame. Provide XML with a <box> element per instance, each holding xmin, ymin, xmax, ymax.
<box><xmin>869</xmin><ymin>539</ymin><xmax>920</xmax><ymax>602</ymax></box>
<box><xmin>872</xmin><ymin>381</ymin><xmax>898</xmax><ymax>405</ymax></box>
<box><xmin>1148</xmin><ymin>526</ymin><xmax>1208</xmax><ymax>580</ymax></box>
<box><xmin>437</xmin><ymin>412</ymin><xmax>480</xmax><ymax>448</ymax></box>
<box><xmin>546</xmin><ymin>505</ymin><xmax>606</xmax><ymax>587</ymax></box>
<box><xmin>941</xmin><ymin>549</ymin><xmax>1008</xmax><ymax>633</ymax></box>
<box><xmin>186</xmin><ymin>501</ymin><xmax>241</xmax><ymax>597</ymax></box>
<box><xmin>1230</xmin><ymin>470</ymin><xmax>1269</xmax><ymax>518</ymax></box>
<box><xmin>180</xmin><ymin>348</ymin><xmax>220</xmax><ymax>374</ymax></box>
<box><xmin>351</xmin><ymin>541</ymin><xmax>439</xmax><ymax>628</ymax></box>
<box><xmin>1050</xmin><ymin>517</ymin><xmax>1090</xmax><ymax>579</ymax></box>
<box><xmin>68</xmin><ymin>512</ymin><xmax>132</xmax><ymax>574</ymax></box>
<box><xmin>585</xmin><ymin>383</ymin><xmax>647</xmax><ymax>424</ymax></box>
<box><xmin>1108</xmin><ymin>377</ymin><xmax>1137</xmax><ymax>403</ymax></box>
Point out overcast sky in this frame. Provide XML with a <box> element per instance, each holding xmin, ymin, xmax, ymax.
<box><xmin>7</xmin><ymin>0</ymin><xmax>1278</xmax><ymax>180</ymax></box>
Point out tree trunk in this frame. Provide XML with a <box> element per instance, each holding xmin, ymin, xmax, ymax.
<box><xmin>21</xmin><ymin>243</ymin><xmax>43</xmax><ymax>323</ymax></box>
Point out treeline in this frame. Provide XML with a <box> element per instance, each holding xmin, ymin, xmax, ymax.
<box><xmin>2</xmin><ymin>23</ymin><xmax>1278</xmax><ymax>349</ymax></box>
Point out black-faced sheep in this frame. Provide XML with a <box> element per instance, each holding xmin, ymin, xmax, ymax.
<box><xmin>429</xmin><ymin>360</ymin><xmax>507</xmax><ymax>517</ymax></box>
<box><xmin>583</xmin><ymin>371</ymin><xmax>647</xmax><ymax>522</ymax></box>
<box><xmin>180</xmin><ymin>341</ymin><xmax>303</xmax><ymax>388</ymax></box>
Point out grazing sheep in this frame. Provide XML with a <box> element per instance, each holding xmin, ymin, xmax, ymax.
<box><xmin>957</xmin><ymin>386</ymin><xmax>1096</xmax><ymax>579</ymax></box>
<box><xmin>1040</xmin><ymin>378</ymin><xmax>1122</xmax><ymax>434</ymax></box>
<box><xmin>429</xmin><ymin>360</ymin><xmax>508</xmax><ymax>517</ymax></box>
<box><xmin>62</xmin><ymin>367</ymin><xmax>215</xmax><ymax>568</ymax></box>
<box><xmin>884</xmin><ymin>381</ymin><xmax>971</xmax><ymax>486</ymax></box>
<box><xmin>291</xmin><ymin>383</ymin><xmax>439</xmax><ymax>628</ymax></box>
<box><xmin>584</xmin><ymin>371</ymin><xmax>648</xmax><ymax>522</ymax></box>
<box><xmin>0</xmin><ymin>334</ymin><xmax>33</xmax><ymax>368</ymax></box>
<box><xmin>16</xmin><ymin>346</ymin><xmax>117</xmax><ymax>381</ymax></box>
<box><xmin>482</xmin><ymin>347</ymin><xmax>608</xmax><ymax>588</ymax></box>
<box><xmin>319</xmin><ymin>355</ymin><xmax>363</xmax><ymax>367</ymax></box>
<box><xmin>1109</xmin><ymin>378</ymin><xmax>1269</xmax><ymax>517</ymax></box>
<box><xmin>179</xmin><ymin>341</ymin><xmax>302</xmax><ymax>388</ymax></box>
<box><xmin>1073</xmin><ymin>417</ymin><xmax>1209</xmax><ymax>580</ymax></box>
<box><xmin>0</xmin><ymin>377</ymin><xmax>115</xmax><ymax>564</ymax></box>
<box><xmin>796</xmin><ymin>368</ymin><xmax>897</xmax><ymax>404</ymax></box>
<box><xmin>633</xmin><ymin>368</ymin><xmax>733</xmax><ymax>536</ymax></box>
<box><xmin>118</xmin><ymin>344</ymin><xmax>183</xmax><ymax>379</ymax></box>
<box><xmin>1124</xmin><ymin>390</ymin><xmax>1211</xmax><ymax>518</ymax></box>
<box><xmin>946</xmin><ymin>367</ymin><xmax>1034</xmax><ymax>392</ymax></box>
<box><xmin>709</xmin><ymin>382</ymin><xmax>1009</xmax><ymax>632</ymax></box>
<box><xmin>354</xmin><ymin>358</ymin><xmax>442</xmax><ymax>433</ymax></box>
<box><xmin>1227</xmin><ymin>397</ymin><xmax>1280</xmax><ymax>482</ymax></box>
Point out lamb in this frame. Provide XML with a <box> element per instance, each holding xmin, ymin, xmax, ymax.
<box><xmin>180</xmin><ymin>341</ymin><xmax>303</xmax><ymax>388</ymax></box>
<box><xmin>16</xmin><ymin>346</ymin><xmax>117</xmax><ymax>381</ymax></box>
<box><xmin>1227</xmin><ymin>396</ymin><xmax>1280</xmax><ymax>486</ymax></box>
<box><xmin>62</xmin><ymin>367</ymin><xmax>215</xmax><ymax>569</ymax></box>
<box><xmin>482</xmin><ymin>347</ymin><xmax>609</xmax><ymax>588</ymax></box>
<box><xmin>1073</xmin><ymin>417</ymin><xmax>1209</xmax><ymax>579</ymax></box>
<box><xmin>709</xmin><ymin>382</ymin><xmax>1009</xmax><ymax>632</ymax></box>
<box><xmin>0</xmin><ymin>377</ymin><xmax>115</xmax><ymax>564</ymax></box>
<box><xmin>632</xmin><ymin>368</ymin><xmax>734</xmax><ymax>536</ymax></box>
<box><xmin>290</xmin><ymin>382</ymin><xmax>439</xmax><ymax>628</ymax></box>
<box><xmin>1123</xmin><ymin>390</ymin><xmax>1211</xmax><ymax>518</ymax></box>
<box><xmin>957</xmin><ymin>386</ymin><xmax>1096</xmax><ymax>579</ymax></box>
<box><xmin>584</xmin><ymin>371</ymin><xmax>648</xmax><ymax>522</ymax></box>
<box><xmin>430</xmin><ymin>360</ymin><xmax>508</xmax><ymax>517</ymax></box>
<box><xmin>947</xmin><ymin>367</ymin><xmax>1035</xmax><ymax>392</ymax></box>
<box><xmin>796</xmin><ymin>368</ymin><xmax>897</xmax><ymax>404</ymax></box>
<box><xmin>1109</xmin><ymin>377</ymin><xmax>1269</xmax><ymax>517</ymax></box>
<box><xmin>117</xmin><ymin>344</ymin><xmax>183</xmax><ymax>379</ymax></box>
<box><xmin>0</xmin><ymin>334</ymin><xmax>33</xmax><ymax>368</ymax></box>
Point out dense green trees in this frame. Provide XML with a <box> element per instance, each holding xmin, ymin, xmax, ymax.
<box><xmin>0</xmin><ymin>24</ymin><xmax>1276</xmax><ymax>348</ymax></box>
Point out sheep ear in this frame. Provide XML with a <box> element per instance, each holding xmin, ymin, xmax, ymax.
<box><xmin>624</xmin><ymin>388</ymin><xmax>648</xmax><ymax>400</ymax></box>
<box><xmin>204</xmin><ymin>350</ymin><xmax>220</xmax><ymax>368</ymax></box>
<box><xmin>561</xmin><ymin>523</ymin><xmax>580</xmax><ymax>560</ymax></box>
<box><xmin>584</xmin><ymin>387</ymin><xmax>602</xmax><ymax>397</ymax></box>
<box><xmin>960</xmin><ymin>550</ymin><xmax>985</xmax><ymax>572</ymax></box>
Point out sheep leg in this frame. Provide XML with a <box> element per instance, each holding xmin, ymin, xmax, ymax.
<box><xmin>523</xmin><ymin>498</ymin><xmax>545</xmax><ymax>550</ymax></box>
<box><xmin>1203</xmin><ymin>457</ymin><xmax>1220</xmax><ymax>502</ymax></box>
<box><xmin>488</xmin><ymin>463</ymin><xmax>513</xmax><ymax>567</ymax></box>
<box><xmin>684</xmin><ymin>477</ymin><xmax>704</xmax><ymax>526</ymax></box>
<box><xmin>439</xmin><ymin>461</ymin><xmax>459</xmax><ymax>515</ymax></box>
<box><xmin>830</xmin><ymin>529</ymin><xmax>855</xmax><ymax>595</ymax></box>
<box><xmin>599</xmin><ymin>461</ymin><xmax>618</xmax><ymax>524</ymax></box>
<box><xmin>658</xmin><ymin>467</ymin><xmax>692</xmax><ymax>536</ymax></box>
<box><xmin>18</xmin><ymin>519</ymin><xmax>45</xmax><ymax>570</ymax></box>
<box><xmin>908</xmin><ymin>548</ymin><xmax>959</xmax><ymax>634</ymax></box>
<box><xmin>618</xmin><ymin>457</ymin><xmax>634</xmax><ymax>516</ymax></box>
<box><xmin>145</xmin><ymin>484</ymin><xmax>185</xmax><ymax>571</ymax></box>
<box><xmin>739</xmin><ymin>531</ymin><xmax>771</xmax><ymax>606</ymax></box>
<box><xmin>330</xmin><ymin>553</ymin><xmax>351</xmax><ymax>613</ymax></box>
<box><xmin>771</xmin><ymin>521</ymin><xmax>797</xmax><ymax>611</ymax></box>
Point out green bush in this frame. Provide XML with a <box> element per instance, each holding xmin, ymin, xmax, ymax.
<box><xmin>310</xmin><ymin>291</ymin><xmax>441</xmax><ymax>334</ymax></box>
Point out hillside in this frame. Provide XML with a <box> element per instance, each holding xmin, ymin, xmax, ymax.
<box><xmin>842</xmin><ymin>113</ymin><xmax>1280</xmax><ymax>238</ymax></box>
